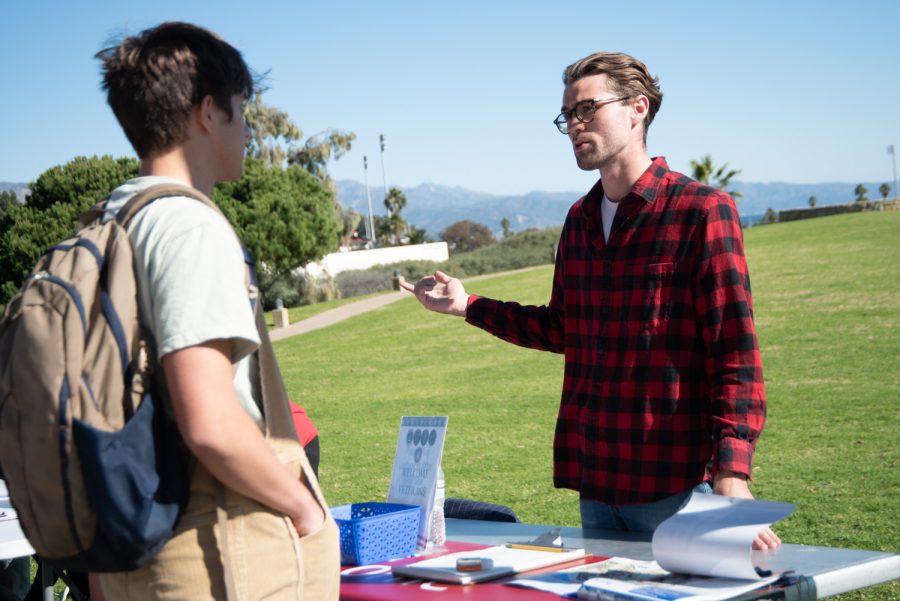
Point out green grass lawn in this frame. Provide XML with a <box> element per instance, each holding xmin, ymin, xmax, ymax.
<box><xmin>275</xmin><ymin>212</ymin><xmax>899</xmax><ymax>599</ymax></box>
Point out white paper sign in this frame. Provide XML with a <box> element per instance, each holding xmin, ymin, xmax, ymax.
<box><xmin>387</xmin><ymin>416</ymin><xmax>448</xmax><ymax>550</ymax></box>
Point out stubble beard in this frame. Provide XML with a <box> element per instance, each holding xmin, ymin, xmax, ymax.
<box><xmin>574</xmin><ymin>137</ymin><xmax>630</xmax><ymax>172</ymax></box>
<box><xmin>574</xmin><ymin>143</ymin><xmax>606</xmax><ymax>172</ymax></box>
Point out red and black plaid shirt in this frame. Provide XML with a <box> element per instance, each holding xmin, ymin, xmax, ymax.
<box><xmin>466</xmin><ymin>157</ymin><xmax>766</xmax><ymax>506</ymax></box>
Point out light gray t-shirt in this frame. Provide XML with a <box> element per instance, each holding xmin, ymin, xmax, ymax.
<box><xmin>103</xmin><ymin>176</ymin><xmax>264</xmax><ymax>428</ymax></box>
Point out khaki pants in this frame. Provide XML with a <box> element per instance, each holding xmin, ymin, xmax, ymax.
<box><xmin>99</xmin><ymin>439</ymin><xmax>340</xmax><ymax>601</ymax></box>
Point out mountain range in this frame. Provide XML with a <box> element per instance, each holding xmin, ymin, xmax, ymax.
<box><xmin>334</xmin><ymin>179</ymin><xmax>892</xmax><ymax>234</ymax></box>
<box><xmin>2</xmin><ymin>179</ymin><xmax>892</xmax><ymax>235</ymax></box>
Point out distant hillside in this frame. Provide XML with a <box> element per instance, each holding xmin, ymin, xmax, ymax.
<box><xmin>3</xmin><ymin>178</ymin><xmax>891</xmax><ymax>234</ymax></box>
<box><xmin>336</xmin><ymin>179</ymin><xmax>892</xmax><ymax>236</ymax></box>
<box><xmin>334</xmin><ymin>180</ymin><xmax>576</xmax><ymax>237</ymax></box>
<box><xmin>0</xmin><ymin>182</ymin><xmax>28</xmax><ymax>202</ymax></box>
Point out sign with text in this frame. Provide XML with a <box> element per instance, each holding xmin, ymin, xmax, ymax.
<box><xmin>387</xmin><ymin>416</ymin><xmax>448</xmax><ymax>550</ymax></box>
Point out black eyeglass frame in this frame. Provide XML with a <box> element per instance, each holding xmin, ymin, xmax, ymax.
<box><xmin>553</xmin><ymin>96</ymin><xmax>630</xmax><ymax>134</ymax></box>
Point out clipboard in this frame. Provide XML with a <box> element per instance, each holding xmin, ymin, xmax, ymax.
<box><xmin>391</xmin><ymin>544</ymin><xmax>587</xmax><ymax>584</ymax></box>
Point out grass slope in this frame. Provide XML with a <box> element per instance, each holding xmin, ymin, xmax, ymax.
<box><xmin>275</xmin><ymin>212</ymin><xmax>899</xmax><ymax>599</ymax></box>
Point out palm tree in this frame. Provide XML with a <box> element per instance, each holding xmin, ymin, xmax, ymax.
<box><xmin>690</xmin><ymin>154</ymin><xmax>743</xmax><ymax>199</ymax></box>
<box><xmin>879</xmin><ymin>183</ymin><xmax>891</xmax><ymax>200</ymax></box>
<box><xmin>854</xmin><ymin>184</ymin><xmax>868</xmax><ymax>202</ymax></box>
<box><xmin>808</xmin><ymin>196</ymin><xmax>817</xmax><ymax>208</ymax></box>
<box><xmin>383</xmin><ymin>187</ymin><xmax>408</xmax><ymax>245</ymax></box>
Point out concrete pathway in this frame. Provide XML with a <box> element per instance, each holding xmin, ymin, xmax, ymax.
<box><xmin>269</xmin><ymin>290</ymin><xmax>407</xmax><ymax>341</ymax></box>
<box><xmin>268</xmin><ymin>266</ymin><xmax>546</xmax><ymax>341</ymax></box>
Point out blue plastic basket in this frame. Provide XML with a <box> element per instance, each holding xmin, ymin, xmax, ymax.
<box><xmin>331</xmin><ymin>502</ymin><xmax>420</xmax><ymax>565</ymax></box>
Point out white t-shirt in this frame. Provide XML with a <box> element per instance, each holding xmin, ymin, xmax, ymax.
<box><xmin>601</xmin><ymin>195</ymin><xmax>619</xmax><ymax>242</ymax></box>
<box><xmin>103</xmin><ymin>176</ymin><xmax>264</xmax><ymax>428</ymax></box>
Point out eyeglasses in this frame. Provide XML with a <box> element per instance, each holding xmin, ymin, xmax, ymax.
<box><xmin>553</xmin><ymin>96</ymin><xmax>629</xmax><ymax>134</ymax></box>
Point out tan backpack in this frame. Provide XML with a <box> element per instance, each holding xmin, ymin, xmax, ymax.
<box><xmin>0</xmin><ymin>184</ymin><xmax>225</xmax><ymax>571</ymax></box>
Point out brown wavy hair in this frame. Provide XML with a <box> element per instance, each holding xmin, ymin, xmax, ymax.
<box><xmin>563</xmin><ymin>52</ymin><xmax>662</xmax><ymax>143</ymax></box>
<box><xmin>96</xmin><ymin>22</ymin><xmax>255</xmax><ymax>158</ymax></box>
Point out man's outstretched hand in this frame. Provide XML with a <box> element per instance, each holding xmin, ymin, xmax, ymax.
<box><xmin>398</xmin><ymin>271</ymin><xmax>469</xmax><ymax>317</ymax></box>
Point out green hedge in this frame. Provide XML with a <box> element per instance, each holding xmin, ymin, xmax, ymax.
<box><xmin>335</xmin><ymin>227</ymin><xmax>561</xmax><ymax>299</ymax></box>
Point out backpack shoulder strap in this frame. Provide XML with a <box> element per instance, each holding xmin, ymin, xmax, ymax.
<box><xmin>78</xmin><ymin>200</ymin><xmax>110</xmax><ymax>229</ymax></box>
<box><xmin>115</xmin><ymin>183</ymin><xmax>224</xmax><ymax>228</ymax></box>
<box><xmin>110</xmin><ymin>182</ymin><xmax>291</xmax><ymax>440</ymax></box>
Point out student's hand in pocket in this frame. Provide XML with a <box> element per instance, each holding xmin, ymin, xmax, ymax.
<box><xmin>292</xmin><ymin>498</ymin><xmax>325</xmax><ymax>537</ymax></box>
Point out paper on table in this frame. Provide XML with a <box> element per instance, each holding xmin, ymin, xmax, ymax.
<box><xmin>651</xmin><ymin>493</ymin><xmax>795</xmax><ymax>580</ymax></box>
<box><xmin>392</xmin><ymin>544</ymin><xmax>587</xmax><ymax>584</ymax></box>
<box><xmin>509</xmin><ymin>556</ymin><xmax>663</xmax><ymax>597</ymax></box>
<box><xmin>577</xmin><ymin>560</ymin><xmax>783</xmax><ymax>601</ymax></box>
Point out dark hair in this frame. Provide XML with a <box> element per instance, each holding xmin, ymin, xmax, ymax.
<box><xmin>563</xmin><ymin>52</ymin><xmax>663</xmax><ymax>143</ymax></box>
<box><xmin>96</xmin><ymin>22</ymin><xmax>255</xmax><ymax>158</ymax></box>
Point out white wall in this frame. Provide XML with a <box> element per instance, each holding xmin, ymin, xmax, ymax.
<box><xmin>305</xmin><ymin>242</ymin><xmax>449</xmax><ymax>277</ymax></box>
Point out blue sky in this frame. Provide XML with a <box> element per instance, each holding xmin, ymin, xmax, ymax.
<box><xmin>2</xmin><ymin>1</ymin><xmax>899</xmax><ymax>195</ymax></box>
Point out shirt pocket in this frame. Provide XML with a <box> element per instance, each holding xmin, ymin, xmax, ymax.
<box><xmin>626</xmin><ymin>262</ymin><xmax>675</xmax><ymax>333</ymax></box>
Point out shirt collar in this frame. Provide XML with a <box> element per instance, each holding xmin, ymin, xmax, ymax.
<box><xmin>583</xmin><ymin>157</ymin><xmax>670</xmax><ymax>250</ymax></box>
<box><xmin>586</xmin><ymin>156</ymin><xmax>670</xmax><ymax>206</ymax></box>
<box><xmin>628</xmin><ymin>156</ymin><xmax>670</xmax><ymax>204</ymax></box>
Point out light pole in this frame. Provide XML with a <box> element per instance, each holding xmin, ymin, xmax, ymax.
<box><xmin>379</xmin><ymin>133</ymin><xmax>389</xmax><ymax>204</ymax></box>
<box><xmin>363</xmin><ymin>155</ymin><xmax>376</xmax><ymax>245</ymax></box>
<box><xmin>889</xmin><ymin>145</ymin><xmax>898</xmax><ymax>201</ymax></box>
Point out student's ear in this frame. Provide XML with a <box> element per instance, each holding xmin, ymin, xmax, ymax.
<box><xmin>196</xmin><ymin>95</ymin><xmax>216</xmax><ymax>134</ymax></box>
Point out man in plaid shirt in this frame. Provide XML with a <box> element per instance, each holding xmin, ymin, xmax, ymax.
<box><xmin>401</xmin><ymin>51</ymin><xmax>779</xmax><ymax>549</ymax></box>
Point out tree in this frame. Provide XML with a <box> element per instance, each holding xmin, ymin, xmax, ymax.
<box><xmin>759</xmin><ymin>207</ymin><xmax>779</xmax><ymax>225</ymax></box>
<box><xmin>243</xmin><ymin>92</ymin><xmax>302</xmax><ymax>168</ymax></box>
<box><xmin>373</xmin><ymin>215</ymin><xmax>392</xmax><ymax>243</ymax></box>
<box><xmin>244</xmin><ymin>92</ymin><xmax>355</xmax><ymax>191</ymax></box>
<box><xmin>0</xmin><ymin>155</ymin><xmax>141</xmax><ymax>306</ymax></box>
<box><xmin>0</xmin><ymin>190</ymin><xmax>17</xmax><ymax>213</ymax></box>
<box><xmin>441</xmin><ymin>220</ymin><xmax>496</xmax><ymax>252</ymax></box>
<box><xmin>879</xmin><ymin>183</ymin><xmax>891</xmax><ymax>200</ymax></box>
<box><xmin>407</xmin><ymin>226</ymin><xmax>430</xmax><ymax>245</ymax></box>
<box><xmin>0</xmin><ymin>155</ymin><xmax>341</xmax><ymax>308</ymax></box>
<box><xmin>27</xmin><ymin>155</ymin><xmax>140</xmax><ymax>212</ymax></box>
<box><xmin>854</xmin><ymin>184</ymin><xmax>868</xmax><ymax>202</ymax></box>
<box><xmin>289</xmin><ymin>131</ymin><xmax>356</xmax><ymax>188</ymax></box>
<box><xmin>690</xmin><ymin>154</ymin><xmax>743</xmax><ymax>199</ymax></box>
<box><xmin>243</xmin><ymin>92</ymin><xmax>355</xmax><ymax>250</ymax></box>
<box><xmin>339</xmin><ymin>207</ymin><xmax>362</xmax><ymax>246</ymax></box>
<box><xmin>382</xmin><ymin>187</ymin><xmax>408</xmax><ymax>245</ymax></box>
<box><xmin>808</xmin><ymin>196</ymin><xmax>817</xmax><ymax>208</ymax></box>
<box><xmin>213</xmin><ymin>157</ymin><xmax>341</xmax><ymax>280</ymax></box>
<box><xmin>501</xmin><ymin>217</ymin><xmax>511</xmax><ymax>238</ymax></box>
<box><xmin>383</xmin><ymin>186</ymin><xmax>407</xmax><ymax>216</ymax></box>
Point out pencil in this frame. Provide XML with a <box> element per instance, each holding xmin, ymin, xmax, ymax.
<box><xmin>505</xmin><ymin>543</ymin><xmax>569</xmax><ymax>553</ymax></box>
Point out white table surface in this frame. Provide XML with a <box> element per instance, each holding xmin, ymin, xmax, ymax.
<box><xmin>0</xmin><ymin>479</ymin><xmax>35</xmax><ymax>560</ymax></box>
<box><xmin>446</xmin><ymin>518</ymin><xmax>900</xmax><ymax>599</ymax></box>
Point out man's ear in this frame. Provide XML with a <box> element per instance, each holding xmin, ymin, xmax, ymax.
<box><xmin>195</xmin><ymin>95</ymin><xmax>216</xmax><ymax>134</ymax></box>
<box><xmin>630</xmin><ymin>95</ymin><xmax>650</xmax><ymax>128</ymax></box>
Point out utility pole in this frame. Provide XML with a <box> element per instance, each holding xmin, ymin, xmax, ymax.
<box><xmin>363</xmin><ymin>155</ymin><xmax>376</xmax><ymax>245</ymax></box>
<box><xmin>889</xmin><ymin>145</ymin><xmax>898</xmax><ymax>201</ymax></box>
<box><xmin>379</xmin><ymin>134</ymin><xmax>389</xmax><ymax>208</ymax></box>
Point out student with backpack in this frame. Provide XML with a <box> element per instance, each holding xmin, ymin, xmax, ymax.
<box><xmin>84</xmin><ymin>22</ymin><xmax>340</xmax><ymax>599</ymax></box>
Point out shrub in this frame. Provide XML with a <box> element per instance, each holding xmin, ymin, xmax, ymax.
<box><xmin>336</xmin><ymin>260</ymin><xmax>449</xmax><ymax>298</ymax></box>
<box><xmin>441</xmin><ymin>220</ymin><xmax>495</xmax><ymax>252</ymax></box>
<box><xmin>259</xmin><ymin>268</ymin><xmax>340</xmax><ymax>310</ymax></box>
<box><xmin>334</xmin><ymin>227</ymin><xmax>562</xmax><ymax>299</ymax></box>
